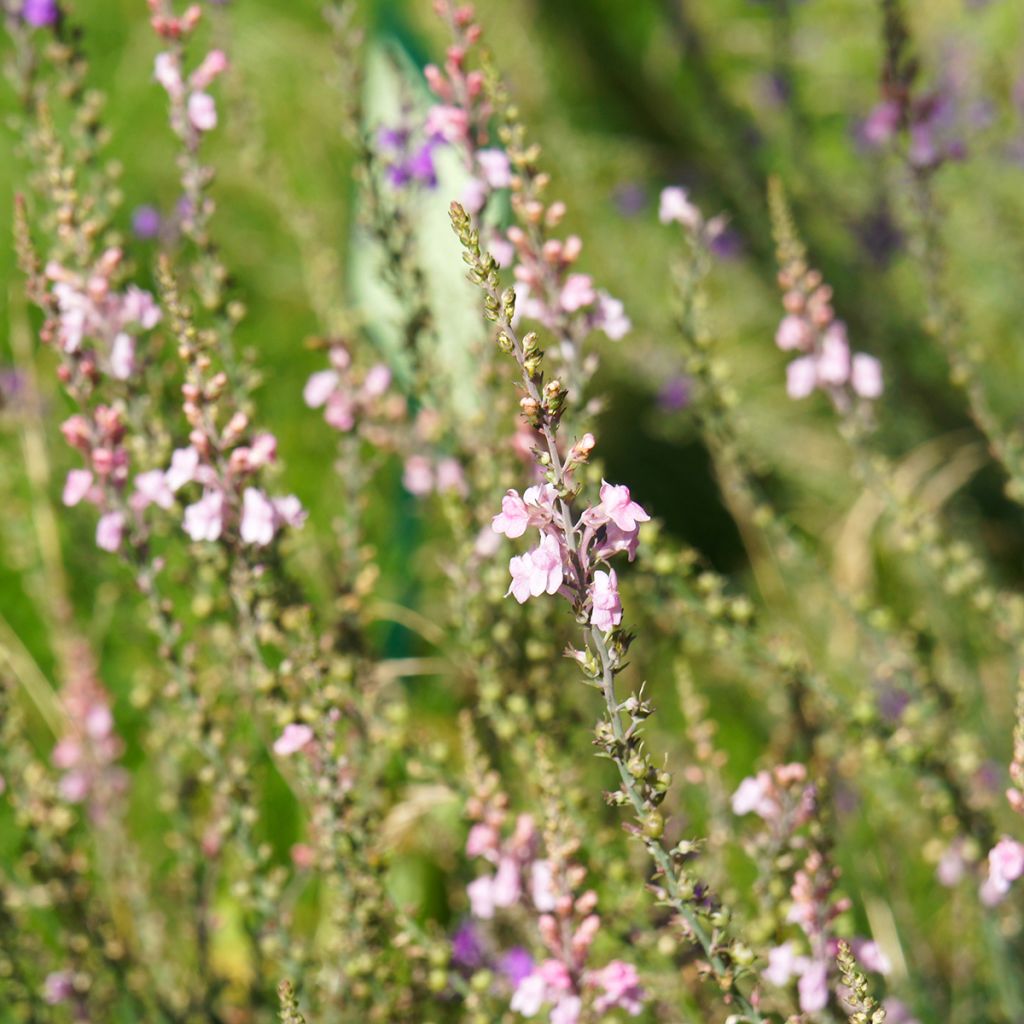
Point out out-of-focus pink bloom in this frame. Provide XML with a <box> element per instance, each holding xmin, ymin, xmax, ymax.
<box><xmin>362</xmin><ymin>363</ymin><xmax>391</xmax><ymax>398</ymax></box>
<box><xmin>461</xmin><ymin>177</ymin><xmax>488</xmax><ymax>215</ymax></box>
<box><xmin>786</xmin><ymin>355</ymin><xmax>817</xmax><ymax>399</ymax></box>
<box><xmin>982</xmin><ymin>837</ymin><xmax>1024</xmax><ymax>904</ymax></box>
<box><xmin>166</xmin><ymin>446</ymin><xmax>200</xmax><ymax>492</ymax></box>
<box><xmin>187</xmin><ymin>91</ymin><xmax>217</xmax><ymax>132</ymax></box>
<box><xmin>659</xmin><ymin>186</ymin><xmax>701</xmax><ymax>230</ymax></box>
<box><xmin>776</xmin><ymin>314</ymin><xmax>810</xmax><ymax>352</ymax></box>
<box><xmin>467</xmin><ymin>874</ymin><xmax>498</xmax><ymax>919</ymax></box>
<box><xmin>183</xmin><ymin>490</ymin><xmax>225</xmax><ymax>542</ymax></box>
<box><xmin>133</xmin><ymin>469</ymin><xmax>174</xmax><ymax>511</ymax></box>
<box><xmin>240</xmin><ymin>487</ymin><xmax>277</xmax><ymax>546</ymax></box>
<box><xmin>190</xmin><ymin>49</ymin><xmax>229</xmax><ymax>90</ymax></box>
<box><xmin>273</xmin><ymin>723</ymin><xmax>314</xmax><ymax>756</ymax></box>
<box><xmin>466</xmin><ymin>823</ymin><xmax>499</xmax><ymax>860</ymax></box>
<box><xmin>560</xmin><ymin>273</ymin><xmax>596</xmax><ymax>314</ymax></box>
<box><xmin>531</xmin><ymin>859</ymin><xmax>557</xmax><ymax>911</ymax></box>
<box><xmin>154</xmin><ymin>53</ymin><xmax>183</xmax><ymax>98</ymax></box>
<box><xmin>853</xmin><ymin>939</ymin><xmax>892</xmax><ymax>976</ymax></box>
<box><xmin>272</xmin><ymin>495</ymin><xmax>307</xmax><ymax>529</ymax></box>
<box><xmin>121</xmin><ymin>286</ymin><xmax>161</xmax><ymax>329</ymax></box>
<box><xmin>510</xmin><ymin>972</ymin><xmax>547</xmax><ymax>1016</ymax></box>
<box><xmin>851</xmin><ymin>353</ymin><xmax>884</xmax><ymax>398</ymax></box>
<box><xmin>109</xmin><ymin>333</ymin><xmax>135</xmax><ymax>379</ymax></box>
<box><xmin>436</xmin><ymin>457</ymin><xmax>467</xmax><ymax>496</ymax></box>
<box><xmin>731</xmin><ymin>771</ymin><xmax>776</xmax><ymax>819</ymax></box>
<box><xmin>798</xmin><ymin>959</ymin><xmax>829</xmax><ymax>1013</ymax></box>
<box><xmin>937</xmin><ymin>839</ymin><xmax>968</xmax><ymax>887</ymax></box>
<box><xmin>763</xmin><ymin>942</ymin><xmax>800</xmax><ymax>986</ymax></box>
<box><xmin>96</xmin><ymin>511</ymin><xmax>125</xmax><ymax>552</ymax></box>
<box><xmin>817</xmin><ymin>324</ymin><xmax>850</xmax><ymax>386</ymax></box>
<box><xmin>550</xmin><ymin>996</ymin><xmax>582</xmax><ymax>1024</ymax></box>
<box><xmin>425</xmin><ymin>104</ymin><xmax>469</xmax><ymax>143</ymax></box>
<box><xmin>304</xmin><ymin>369</ymin><xmax>339</xmax><ymax>408</ymax></box>
<box><xmin>594</xmin><ymin>291</ymin><xmax>631</xmax><ymax>340</ymax></box>
<box><xmin>493</xmin><ymin>856</ymin><xmax>521</xmax><ymax>907</ymax></box>
<box><xmin>22</xmin><ymin>0</ymin><xmax>59</xmax><ymax>28</ymax></box>
<box><xmin>63</xmin><ymin>469</ymin><xmax>94</xmax><ymax>507</ymax></box>
<box><xmin>863</xmin><ymin>100</ymin><xmax>901</xmax><ymax>147</ymax></box>
<box><xmin>43</xmin><ymin>970</ymin><xmax>75</xmax><ymax>1005</ymax></box>
<box><xmin>590</xmin><ymin>569</ymin><xmax>622</xmax><ymax>632</ymax></box>
<box><xmin>403</xmin><ymin>455</ymin><xmax>434</xmax><ymax>496</ymax></box>
<box><xmin>325</xmin><ymin>391</ymin><xmax>356</xmax><ymax>431</ymax></box>
<box><xmin>477</xmin><ymin>148</ymin><xmax>511</xmax><ymax>189</ymax></box>
<box><xmin>590</xmin><ymin>960</ymin><xmax>644</xmax><ymax>1016</ymax></box>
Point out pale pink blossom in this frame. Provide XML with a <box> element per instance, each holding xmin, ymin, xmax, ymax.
<box><xmin>403</xmin><ymin>455</ymin><xmax>434</xmax><ymax>496</ymax></box>
<box><xmin>549</xmin><ymin>997</ymin><xmax>582</xmax><ymax>1024</ymax></box>
<box><xmin>590</xmin><ymin>960</ymin><xmax>644</xmax><ymax>1016</ymax></box>
<box><xmin>477</xmin><ymin>148</ymin><xmax>511</xmax><ymax>189</ymax></box>
<box><xmin>62</xmin><ymin>469</ymin><xmax>94</xmax><ymax>507</ymax></box>
<box><xmin>109</xmin><ymin>332</ymin><xmax>135</xmax><ymax>379</ymax></box>
<box><xmin>508</xmin><ymin>551</ymin><xmax>537</xmax><ymax>603</ymax></box>
<box><xmin>851</xmin><ymin>353</ymin><xmax>884</xmax><ymax>398</ymax></box>
<box><xmin>166</xmin><ymin>446</ymin><xmax>200</xmax><ymax>492</ymax></box>
<box><xmin>190</xmin><ymin>48</ymin><xmax>229</xmax><ymax>90</ymax></box>
<box><xmin>96</xmin><ymin>510</ymin><xmax>125</xmax><ymax>552</ymax></box>
<box><xmin>466</xmin><ymin>823</ymin><xmax>500</xmax><ymax>860</ymax></box>
<box><xmin>425</xmin><ymin>104</ymin><xmax>469</xmax><ymax>143</ymax></box>
<box><xmin>731</xmin><ymin>771</ymin><xmax>776</xmax><ymax>818</ymax></box>
<box><xmin>595</xmin><ymin>480</ymin><xmax>649</xmax><ymax>533</ymax></box>
<box><xmin>526</xmin><ymin>534</ymin><xmax>564</xmax><ymax>596</ymax></box>
<box><xmin>763</xmin><ymin>942</ymin><xmax>800</xmax><ymax>986</ymax></box>
<box><xmin>325</xmin><ymin>391</ymin><xmax>356</xmax><ymax>431</ymax></box>
<box><xmin>798</xmin><ymin>959</ymin><xmax>829</xmax><ymax>1013</ymax></box>
<box><xmin>590</xmin><ymin>569</ymin><xmax>622</xmax><ymax>632</ymax></box>
<box><xmin>240</xmin><ymin>487</ymin><xmax>276</xmax><ymax>546</ymax></box>
<box><xmin>183</xmin><ymin>490</ymin><xmax>224</xmax><ymax>542</ymax></box>
<box><xmin>531</xmin><ymin>859</ymin><xmax>557</xmax><ymax>912</ymax></box>
<box><xmin>362</xmin><ymin>363</ymin><xmax>391</xmax><ymax>399</ymax></box>
<box><xmin>436</xmin><ymin>457</ymin><xmax>467</xmax><ymax>496</ymax></box>
<box><xmin>304</xmin><ymin>369</ymin><xmax>339</xmax><ymax>408</ymax></box>
<box><xmin>493</xmin><ymin>489</ymin><xmax>531</xmax><ymax>538</ymax></box>
<box><xmin>786</xmin><ymin>355</ymin><xmax>817</xmax><ymax>399</ymax></box>
<box><xmin>559</xmin><ymin>273</ymin><xmax>596</xmax><ymax>314</ymax></box>
<box><xmin>133</xmin><ymin>469</ymin><xmax>174</xmax><ymax>511</ymax></box>
<box><xmin>187</xmin><ymin>91</ymin><xmax>217</xmax><ymax>132</ymax></box>
<box><xmin>594</xmin><ymin>291</ymin><xmax>631</xmax><ymax>340</ymax></box>
<box><xmin>982</xmin><ymin>837</ymin><xmax>1024</xmax><ymax>904</ymax></box>
<box><xmin>272</xmin><ymin>495</ymin><xmax>307</xmax><ymax>529</ymax></box>
<box><xmin>467</xmin><ymin>874</ymin><xmax>498</xmax><ymax>919</ymax></box>
<box><xmin>659</xmin><ymin>186</ymin><xmax>701</xmax><ymax>230</ymax></box>
<box><xmin>510</xmin><ymin>972</ymin><xmax>547</xmax><ymax>1016</ymax></box>
<box><xmin>273</xmin><ymin>723</ymin><xmax>314</xmax><ymax>756</ymax></box>
<box><xmin>154</xmin><ymin>52</ymin><xmax>183</xmax><ymax>98</ymax></box>
<box><xmin>776</xmin><ymin>314</ymin><xmax>810</xmax><ymax>352</ymax></box>
<box><xmin>461</xmin><ymin>177</ymin><xmax>488</xmax><ymax>215</ymax></box>
<box><xmin>817</xmin><ymin>323</ymin><xmax>851</xmax><ymax>385</ymax></box>
<box><xmin>120</xmin><ymin>286</ymin><xmax>161</xmax><ymax>329</ymax></box>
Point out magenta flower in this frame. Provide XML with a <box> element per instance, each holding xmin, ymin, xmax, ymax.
<box><xmin>22</xmin><ymin>0</ymin><xmax>59</xmax><ymax>28</ymax></box>
<box><xmin>273</xmin><ymin>723</ymin><xmax>314</xmax><ymax>757</ymax></box>
<box><xmin>590</xmin><ymin>569</ymin><xmax>622</xmax><ymax>632</ymax></box>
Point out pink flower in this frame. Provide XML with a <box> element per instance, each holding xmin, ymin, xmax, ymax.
<box><xmin>362</xmin><ymin>363</ymin><xmax>391</xmax><ymax>398</ymax></box>
<box><xmin>425</xmin><ymin>104</ymin><xmax>469</xmax><ymax>143</ymax></box>
<box><xmin>510</xmin><ymin>972</ymin><xmax>547</xmax><ymax>1016</ymax></box>
<box><xmin>775</xmin><ymin>314</ymin><xmax>810</xmax><ymax>352</ymax></box>
<box><xmin>983</xmin><ymin>838</ymin><xmax>1024</xmax><ymax>903</ymax></box>
<box><xmin>187</xmin><ymin>91</ymin><xmax>217</xmax><ymax>132</ymax></box>
<box><xmin>853</xmin><ymin>940</ymin><xmax>891</xmax><ymax>976</ymax></box>
<box><xmin>507</xmin><ymin>551</ymin><xmax>537</xmax><ymax>603</ymax></box>
<box><xmin>109</xmin><ymin>332</ymin><xmax>135</xmax><ymax>379</ymax></box>
<box><xmin>477</xmin><ymin>148</ymin><xmax>511</xmax><ymax>189</ymax></box>
<box><xmin>96</xmin><ymin>510</ymin><xmax>125</xmax><ymax>552</ymax></box>
<box><xmin>863</xmin><ymin>100</ymin><xmax>901</xmax><ymax>147</ymax></box>
<box><xmin>120</xmin><ymin>286</ymin><xmax>161</xmax><ymax>329</ymax></box>
<box><xmin>304</xmin><ymin>369</ymin><xmax>339</xmax><ymax>408</ymax></box>
<box><xmin>550</xmin><ymin>997</ymin><xmax>582</xmax><ymax>1024</ymax></box>
<box><xmin>530</xmin><ymin>859</ymin><xmax>557</xmax><ymax>911</ymax></box>
<box><xmin>786</xmin><ymin>355</ymin><xmax>817</xmax><ymax>399</ymax></box>
<box><xmin>62</xmin><ymin>468</ymin><xmax>94</xmax><ymax>507</ymax></box>
<box><xmin>466</xmin><ymin>823</ymin><xmax>499</xmax><ymax>860</ymax></box>
<box><xmin>590</xmin><ymin>569</ymin><xmax>622</xmax><ymax>632</ymax></box>
<box><xmin>133</xmin><ymin>469</ymin><xmax>174</xmax><ymax>511</ymax></box>
<box><xmin>403</xmin><ymin>455</ymin><xmax>434</xmax><ymax>496</ymax></box>
<box><xmin>325</xmin><ymin>391</ymin><xmax>356</xmax><ymax>431</ymax></box>
<box><xmin>272</xmin><ymin>495</ymin><xmax>307</xmax><ymax>529</ymax></box>
<box><xmin>594</xmin><ymin>522</ymin><xmax>639</xmax><ymax>562</ymax></box>
<box><xmin>659</xmin><ymin>186</ymin><xmax>701</xmax><ymax>230</ymax></box>
<box><xmin>436</xmin><ymin>457</ymin><xmax>467</xmax><ymax>496</ymax></box>
<box><xmin>560</xmin><ymin>273</ymin><xmax>596</xmax><ymax>314</ymax></box>
<box><xmin>596</xmin><ymin>480</ymin><xmax>650</xmax><ymax>533</ymax></box>
<box><xmin>763</xmin><ymin>942</ymin><xmax>800</xmax><ymax>986</ymax></box>
<box><xmin>594</xmin><ymin>291</ymin><xmax>631</xmax><ymax>340</ymax></box>
<box><xmin>493</xmin><ymin>856</ymin><xmax>521</xmax><ymax>908</ymax></box>
<box><xmin>43</xmin><ymin>971</ymin><xmax>75</xmax><ymax>1006</ymax></box>
<box><xmin>183</xmin><ymin>490</ymin><xmax>224</xmax><ymax>542</ymax></box>
<box><xmin>798</xmin><ymin>959</ymin><xmax>829</xmax><ymax>1013</ymax></box>
<box><xmin>731</xmin><ymin>771</ymin><xmax>776</xmax><ymax>818</ymax></box>
<box><xmin>190</xmin><ymin>48</ymin><xmax>229</xmax><ymax>90</ymax></box>
<box><xmin>154</xmin><ymin>52</ymin><xmax>183</xmax><ymax>98</ymax></box>
<box><xmin>273</xmin><ymin>723</ymin><xmax>314</xmax><ymax>756</ymax></box>
<box><xmin>467</xmin><ymin>874</ymin><xmax>498</xmax><ymax>919</ymax></box>
<box><xmin>461</xmin><ymin>178</ymin><xmax>488</xmax><ymax>215</ymax></box>
<box><xmin>166</xmin><ymin>447</ymin><xmax>200</xmax><ymax>492</ymax></box>
<box><xmin>817</xmin><ymin>323</ymin><xmax>850</xmax><ymax>386</ymax></box>
<box><xmin>851</xmin><ymin>353</ymin><xmax>883</xmax><ymax>398</ymax></box>
<box><xmin>590</xmin><ymin>960</ymin><xmax>644</xmax><ymax>1016</ymax></box>
<box><xmin>528</xmin><ymin>534</ymin><xmax>564</xmax><ymax>596</ymax></box>
<box><xmin>493</xmin><ymin>489</ymin><xmax>531</xmax><ymax>538</ymax></box>
<box><xmin>240</xmin><ymin>487</ymin><xmax>277</xmax><ymax>546</ymax></box>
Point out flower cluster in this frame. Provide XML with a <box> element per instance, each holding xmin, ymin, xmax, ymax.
<box><xmin>493</xmin><ymin>475</ymin><xmax>648</xmax><ymax>632</ymax></box>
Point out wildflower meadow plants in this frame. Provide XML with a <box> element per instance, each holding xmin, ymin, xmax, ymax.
<box><xmin>3</xmin><ymin>0</ymin><xmax>1024</xmax><ymax>1022</ymax></box>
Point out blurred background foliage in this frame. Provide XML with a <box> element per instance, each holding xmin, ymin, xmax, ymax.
<box><xmin>4</xmin><ymin>1</ymin><xmax>1024</xmax><ymax>1020</ymax></box>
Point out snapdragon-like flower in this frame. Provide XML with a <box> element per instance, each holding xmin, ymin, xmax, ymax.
<box><xmin>589</xmin><ymin>569</ymin><xmax>622</xmax><ymax>632</ymax></box>
<box><xmin>981</xmin><ymin>837</ymin><xmax>1024</xmax><ymax>905</ymax></box>
<box><xmin>273</xmin><ymin>723</ymin><xmax>314</xmax><ymax>757</ymax></box>
<box><xmin>21</xmin><ymin>0</ymin><xmax>59</xmax><ymax>28</ymax></box>
<box><xmin>659</xmin><ymin>186</ymin><xmax>702</xmax><ymax>231</ymax></box>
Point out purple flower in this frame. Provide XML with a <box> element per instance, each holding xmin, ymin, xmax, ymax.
<box><xmin>657</xmin><ymin>375</ymin><xmax>692</xmax><ymax>412</ymax></box>
<box><xmin>132</xmin><ymin>205</ymin><xmax>162</xmax><ymax>240</ymax></box>
<box><xmin>451</xmin><ymin>922</ymin><xmax>484</xmax><ymax>969</ymax></box>
<box><xmin>21</xmin><ymin>0</ymin><xmax>59</xmax><ymax>27</ymax></box>
<box><xmin>500</xmin><ymin>947</ymin><xmax>535</xmax><ymax>986</ymax></box>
